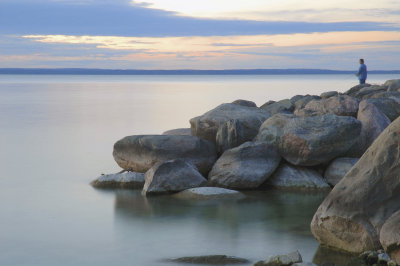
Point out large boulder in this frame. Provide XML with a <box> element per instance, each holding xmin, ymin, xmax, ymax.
<box><xmin>324</xmin><ymin>157</ymin><xmax>358</xmax><ymax>187</ymax></box>
<box><xmin>292</xmin><ymin>95</ymin><xmax>321</xmax><ymax>110</ymax></box>
<box><xmin>208</xmin><ymin>142</ymin><xmax>281</xmax><ymax>189</ymax></box>
<box><xmin>267</xmin><ymin>164</ymin><xmax>330</xmax><ymax>190</ymax></box>
<box><xmin>91</xmin><ymin>171</ymin><xmax>145</xmax><ymax>189</ymax></box>
<box><xmin>384</xmin><ymin>79</ymin><xmax>400</xmax><ymax>92</ymax></box>
<box><xmin>320</xmin><ymin>91</ymin><xmax>338</xmax><ymax>99</ymax></box>
<box><xmin>311</xmin><ymin>117</ymin><xmax>400</xmax><ymax>253</ymax></box>
<box><xmin>344</xmin><ymin>83</ymin><xmax>371</xmax><ymax>97</ymax></box>
<box><xmin>142</xmin><ymin>159</ymin><xmax>207</xmax><ymax>195</ymax></box>
<box><xmin>256</xmin><ymin>114</ymin><xmax>361</xmax><ymax>166</ymax></box>
<box><xmin>113</xmin><ymin>135</ymin><xmax>217</xmax><ymax>175</ymax></box>
<box><xmin>294</xmin><ymin>95</ymin><xmax>359</xmax><ymax>117</ymax></box>
<box><xmin>231</xmin><ymin>99</ymin><xmax>257</xmax><ymax>107</ymax></box>
<box><xmin>380</xmin><ymin>210</ymin><xmax>400</xmax><ymax>264</ymax></box>
<box><xmin>260</xmin><ymin>99</ymin><xmax>294</xmax><ymax>115</ymax></box>
<box><xmin>216</xmin><ymin>118</ymin><xmax>262</xmax><ymax>154</ymax></box>
<box><xmin>190</xmin><ymin>103</ymin><xmax>270</xmax><ymax>143</ymax></box>
<box><xmin>162</xmin><ymin>128</ymin><xmax>192</xmax><ymax>136</ymax></box>
<box><xmin>366</xmin><ymin>98</ymin><xmax>400</xmax><ymax>121</ymax></box>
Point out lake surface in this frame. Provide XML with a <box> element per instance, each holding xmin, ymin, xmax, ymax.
<box><xmin>0</xmin><ymin>74</ymin><xmax>395</xmax><ymax>265</ymax></box>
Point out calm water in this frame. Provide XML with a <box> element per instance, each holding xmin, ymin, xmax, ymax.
<box><xmin>0</xmin><ymin>74</ymin><xmax>395</xmax><ymax>266</ymax></box>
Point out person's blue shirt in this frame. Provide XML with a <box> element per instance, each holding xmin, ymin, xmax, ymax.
<box><xmin>357</xmin><ymin>63</ymin><xmax>367</xmax><ymax>82</ymax></box>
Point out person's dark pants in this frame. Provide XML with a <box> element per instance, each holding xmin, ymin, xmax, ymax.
<box><xmin>359</xmin><ymin>78</ymin><xmax>366</xmax><ymax>84</ymax></box>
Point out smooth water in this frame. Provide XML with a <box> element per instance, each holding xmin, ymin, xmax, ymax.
<box><xmin>0</xmin><ymin>74</ymin><xmax>395</xmax><ymax>266</ymax></box>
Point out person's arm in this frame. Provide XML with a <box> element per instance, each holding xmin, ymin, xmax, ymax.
<box><xmin>356</xmin><ymin>65</ymin><xmax>362</xmax><ymax>77</ymax></box>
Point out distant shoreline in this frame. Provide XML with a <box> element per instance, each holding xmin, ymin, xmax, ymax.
<box><xmin>1</xmin><ymin>68</ymin><xmax>400</xmax><ymax>75</ymax></box>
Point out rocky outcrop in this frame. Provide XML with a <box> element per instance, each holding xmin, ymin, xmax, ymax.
<box><xmin>380</xmin><ymin>210</ymin><xmax>400</xmax><ymax>264</ymax></box>
<box><xmin>254</xmin><ymin>250</ymin><xmax>302</xmax><ymax>266</ymax></box>
<box><xmin>173</xmin><ymin>187</ymin><xmax>245</xmax><ymax>200</ymax></box>
<box><xmin>162</xmin><ymin>128</ymin><xmax>192</xmax><ymax>135</ymax></box>
<box><xmin>113</xmin><ymin>135</ymin><xmax>217</xmax><ymax>175</ymax></box>
<box><xmin>260</xmin><ymin>99</ymin><xmax>294</xmax><ymax>115</ymax></box>
<box><xmin>324</xmin><ymin>157</ymin><xmax>358</xmax><ymax>187</ymax></box>
<box><xmin>256</xmin><ymin>114</ymin><xmax>361</xmax><ymax>166</ymax></box>
<box><xmin>232</xmin><ymin>99</ymin><xmax>257</xmax><ymax>107</ymax></box>
<box><xmin>311</xmin><ymin>117</ymin><xmax>400</xmax><ymax>253</ymax></box>
<box><xmin>208</xmin><ymin>142</ymin><xmax>281</xmax><ymax>189</ymax></box>
<box><xmin>267</xmin><ymin>164</ymin><xmax>330</xmax><ymax>190</ymax></box>
<box><xmin>385</xmin><ymin>79</ymin><xmax>400</xmax><ymax>92</ymax></box>
<box><xmin>91</xmin><ymin>171</ymin><xmax>145</xmax><ymax>188</ymax></box>
<box><xmin>190</xmin><ymin>103</ymin><xmax>270</xmax><ymax>143</ymax></box>
<box><xmin>294</xmin><ymin>95</ymin><xmax>359</xmax><ymax>117</ymax></box>
<box><xmin>142</xmin><ymin>159</ymin><xmax>207</xmax><ymax>195</ymax></box>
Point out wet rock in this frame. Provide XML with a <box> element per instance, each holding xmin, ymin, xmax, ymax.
<box><xmin>142</xmin><ymin>159</ymin><xmax>207</xmax><ymax>195</ymax></box>
<box><xmin>385</xmin><ymin>79</ymin><xmax>400</xmax><ymax>91</ymax></box>
<box><xmin>165</xmin><ymin>255</ymin><xmax>249</xmax><ymax>264</ymax></box>
<box><xmin>256</xmin><ymin>114</ymin><xmax>361</xmax><ymax>166</ymax></box>
<box><xmin>320</xmin><ymin>91</ymin><xmax>338</xmax><ymax>99</ymax></box>
<box><xmin>162</xmin><ymin>128</ymin><xmax>192</xmax><ymax>135</ymax></box>
<box><xmin>324</xmin><ymin>157</ymin><xmax>358</xmax><ymax>187</ymax></box>
<box><xmin>113</xmin><ymin>135</ymin><xmax>217</xmax><ymax>176</ymax></box>
<box><xmin>380</xmin><ymin>210</ymin><xmax>400</xmax><ymax>265</ymax></box>
<box><xmin>173</xmin><ymin>187</ymin><xmax>245</xmax><ymax>200</ymax></box>
<box><xmin>254</xmin><ymin>250</ymin><xmax>302</xmax><ymax>266</ymax></box>
<box><xmin>267</xmin><ymin>164</ymin><xmax>330</xmax><ymax>190</ymax></box>
<box><xmin>311</xmin><ymin>117</ymin><xmax>400</xmax><ymax>253</ymax></box>
<box><xmin>91</xmin><ymin>171</ymin><xmax>145</xmax><ymax>189</ymax></box>
<box><xmin>232</xmin><ymin>99</ymin><xmax>257</xmax><ymax>107</ymax></box>
<box><xmin>294</xmin><ymin>95</ymin><xmax>359</xmax><ymax>117</ymax></box>
<box><xmin>208</xmin><ymin>141</ymin><xmax>281</xmax><ymax>189</ymax></box>
<box><xmin>261</xmin><ymin>99</ymin><xmax>294</xmax><ymax>115</ymax></box>
<box><xmin>190</xmin><ymin>103</ymin><xmax>270</xmax><ymax>143</ymax></box>
<box><xmin>366</xmin><ymin>98</ymin><xmax>400</xmax><ymax>121</ymax></box>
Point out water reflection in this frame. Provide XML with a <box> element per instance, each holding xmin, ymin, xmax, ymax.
<box><xmin>313</xmin><ymin>246</ymin><xmax>362</xmax><ymax>266</ymax></box>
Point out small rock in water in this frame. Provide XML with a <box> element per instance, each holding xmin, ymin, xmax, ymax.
<box><xmin>254</xmin><ymin>250</ymin><xmax>302</xmax><ymax>266</ymax></box>
<box><xmin>165</xmin><ymin>255</ymin><xmax>249</xmax><ymax>264</ymax></box>
<box><xmin>91</xmin><ymin>171</ymin><xmax>145</xmax><ymax>189</ymax></box>
<box><xmin>173</xmin><ymin>187</ymin><xmax>245</xmax><ymax>200</ymax></box>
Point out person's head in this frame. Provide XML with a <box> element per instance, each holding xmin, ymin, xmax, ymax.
<box><xmin>359</xmin><ymin>59</ymin><xmax>364</xmax><ymax>64</ymax></box>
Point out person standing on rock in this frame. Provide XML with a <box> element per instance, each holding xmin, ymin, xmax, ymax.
<box><xmin>356</xmin><ymin>58</ymin><xmax>367</xmax><ymax>84</ymax></box>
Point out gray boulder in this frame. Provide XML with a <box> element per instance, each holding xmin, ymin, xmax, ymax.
<box><xmin>190</xmin><ymin>103</ymin><xmax>270</xmax><ymax>143</ymax></box>
<box><xmin>367</xmin><ymin>91</ymin><xmax>400</xmax><ymax>102</ymax></box>
<box><xmin>232</xmin><ymin>99</ymin><xmax>257</xmax><ymax>107</ymax></box>
<box><xmin>142</xmin><ymin>159</ymin><xmax>207</xmax><ymax>195</ymax></box>
<box><xmin>294</xmin><ymin>95</ymin><xmax>359</xmax><ymax>117</ymax></box>
<box><xmin>216</xmin><ymin>118</ymin><xmax>262</xmax><ymax>154</ymax></box>
<box><xmin>260</xmin><ymin>99</ymin><xmax>294</xmax><ymax>115</ymax></box>
<box><xmin>324</xmin><ymin>157</ymin><xmax>358</xmax><ymax>187</ymax></box>
<box><xmin>344</xmin><ymin>83</ymin><xmax>371</xmax><ymax>97</ymax></box>
<box><xmin>113</xmin><ymin>135</ymin><xmax>217</xmax><ymax>176</ymax></box>
<box><xmin>292</xmin><ymin>95</ymin><xmax>321</xmax><ymax>110</ymax></box>
<box><xmin>208</xmin><ymin>142</ymin><xmax>281</xmax><ymax>189</ymax></box>
<box><xmin>380</xmin><ymin>210</ymin><xmax>400</xmax><ymax>265</ymax></box>
<box><xmin>162</xmin><ymin>128</ymin><xmax>192</xmax><ymax>135</ymax></box>
<box><xmin>366</xmin><ymin>98</ymin><xmax>400</xmax><ymax>121</ymax></box>
<box><xmin>173</xmin><ymin>187</ymin><xmax>245</xmax><ymax>200</ymax></box>
<box><xmin>385</xmin><ymin>79</ymin><xmax>400</xmax><ymax>91</ymax></box>
<box><xmin>254</xmin><ymin>250</ymin><xmax>302</xmax><ymax>266</ymax></box>
<box><xmin>91</xmin><ymin>171</ymin><xmax>145</xmax><ymax>189</ymax></box>
<box><xmin>353</xmin><ymin>85</ymin><xmax>388</xmax><ymax>99</ymax></box>
<box><xmin>320</xmin><ymin>91</ymin><xmax>338</xmax><ymax>99</ymax></box>
<box><xmin>311</xmin><ymin>117</ymin><xmax>400</xmax><ymax>253</ymax></box>
<box><xmin>256</xmin><ymin>114</ymin><xmax>361</xmax><ymax>166</ymax></box>
<box><xmin>267</xmin><ymin>164</ymin><xmax>330</xmax><ymax>190</ymax></box>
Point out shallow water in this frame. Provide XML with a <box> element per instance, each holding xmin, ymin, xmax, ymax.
<box><xmin>0</xmin><ymin>74</ymin><xmax>393</xmax><ymax>265</ymax></box>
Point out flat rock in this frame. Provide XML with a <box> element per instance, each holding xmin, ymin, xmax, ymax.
<box><xmin>311</xmin><ymin>117</ymin><xmax>400</xmax><ymax>253</ymax></box>
<box><xmin>254</xmin><ymin>250</ymin><xmax>302</xmax><ymax>266</ymax></box>
<box><xmin>165</xmin><ymin>255</ymin><xmax>249</xmax><ymax>264</ymax></box>
<box><xmin>267</xmin><ymin>164</ymin><xmax>330</xmax><ymax>190</ymax></box>
<box><xmin>190</xmin><ymin>103</ymin><xmax>270</xmax><ymax>143</ymax></box>
<box><xmin>91</xmin><ymin>171</ymin><xmax>145</xmax><ymax>189</ymax></box>
<box><xmin>380</xmin><ymin>210</ymin><xmax>400</xmax><ymax>265</ymax></box>
<box><xmin>256</xmin><ymin>114</ymin><xmax>361</xmax><ymax>166</ymax></box>
<box><xmin>294</xmin><ymin>95</ymin><xmax>359</xmax><ymax>117</ymax></box>
<box><xmin>232</xmin><ymin>99</ymin><xmax>257</xmax><ymax>107</ymax></box>
<box><xmin>385</xmin><ymin>79</ymin><xmax>400</xmax><ymax>91</ymax></box>
<box><xmin>208</xmin><ymin>141</ymin><xmax>281</xmax><ymax>189</ymax></box>
<box><xmin>260</xmin><ymin>99</ymin><xmax>294</xmax><ymax>115</ymax></box>
<box><xmin>324</xmin><ymin>157</ymin><xmax>358</xmax><ymax>187</ymax></box>
<box><xmin>162</xmin><ymin>128</ymin><xmax>192</xmax><ymax>135</ymax></box>
<box><xmin>173</xmin><ymin>187</ymin><xmax>245</xmax><ymax>200</ymax></box>
<box><xmin>142</xmin><ymin>159</ymin><xmax>207</xmax><ymax>195</ymax></box>
<box><xmin>113</xmin><ymin>135</ymin><xmax>217</xmax><ymax>176</ymax></box>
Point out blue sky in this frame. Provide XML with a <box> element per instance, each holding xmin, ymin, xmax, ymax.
<box><xmin>1</xmin><ymin>0</ymin><xmax>400</xmax><ymax>69</ymax></box>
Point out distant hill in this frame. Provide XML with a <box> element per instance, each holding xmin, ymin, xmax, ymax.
<box><xmin>1</xmin><ymin>68</ymin><xmax>400</xmax><ymax>75</ymax></box>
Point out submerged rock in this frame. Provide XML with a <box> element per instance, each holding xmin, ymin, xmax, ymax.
<box><xmin>173</xmin><ymin>187</ymin><xmax>245</xmax><ymax>200</ymax></box>
<box><xmin>311</xmin><ymin>117</ymin><xmax>400</xmax><ymax>253</ymax></box>
<box><xmin>254</xmin><ymin>250</ymin><xmax>302</xmax><ymax>266</ymax></box>
<box><xmin>113</xmin><ymin>135</ymin><xmax>217</xmax><ymax>176</ymax></box>
<box><xmin>380</xmin><ymin>210</ymin><xmax>400</xmax><ymax>265</ymax></box>
<box><xmin>91</xmin><ymin>171</ymin><xmax>145</xmax><ymax>189</ymax></box>
<box><xmin>208</xmin><ymin>142</ymin><xmax>281</xmax><ymax>189</ymax></box>
<box><xmin>162</xmin><ymin>128</ymin><xmax>192</xmax><ymax>136</ymax></box>
<box><xmin>142</xmin><ymin>159</ymin><xmax>207</xmax><ymax>195</ymax></box>
<box><xmin>324</xmin><ymin>157</ymin><xmax>358</xmax><ymax>187</ymax></box>
<box><xmin>165</xmin><ymin>255</ymin><xmax>249</xmax><ymax>264</ymax></box>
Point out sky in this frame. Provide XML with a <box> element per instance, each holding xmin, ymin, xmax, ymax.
<box><xmin>1</xmin><ymin>0</ymin><xmax>400</xmax><ymax>70</ymax></box>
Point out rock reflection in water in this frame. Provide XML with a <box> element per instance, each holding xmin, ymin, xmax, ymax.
<box><xmin>313</xmin><ymin>246</ymin><xmax>362</xmax><ymax>266</ymax></box>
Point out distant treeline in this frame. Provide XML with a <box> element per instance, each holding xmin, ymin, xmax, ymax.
<box><xmin>1</xmin><ymin>68</ymin><xmax>400</xmax><ymax>75</ymax></box>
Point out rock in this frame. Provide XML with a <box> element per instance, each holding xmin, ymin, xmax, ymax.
<box><xmin>165</xmin><ymin>255</ymin><xmax>249</xmax><ymax>264</ymax></box>
<box><xmin>256</xmin><ymin>114</ymin><xmax>361</xmax><ymax>166</ymax></box>
<box><xmin>142</xmin><ymin>159</ymin><xmax>207</xmax><ymax>195</ymax></box>
<box><xmin>90</xmin><ymin>171</ymin><xmax>145</xmax><ymax>189</ymax></box>
<box><xmin>232</xmin><ymin>99</ymin><xmax>257</xmax><ymax>107</ymax></box>
<box><xmin>385</xmin><ymin>79</ymin><xmax>400</xmax><ymax>91</ymax></box>
<box><xmin>320</xmin><ymin>91</ymin><xmax>338</xmax><ymax>99</ymax></box>
<box><xmin>292</xmin><ymin>95</ymin><xmax>321</xmax><ymax>110</ymax></box>
<box><xmin>380</xmin><ymin>210</ymin><xmax>400</xmax><ymax>265</ymax></box>
<box><xmin>267</xmin><ymin>164</ymin><xmax>330</xmax><ymax>190</ymax></box>
<box><xmin>344</xmin><ymin>83</ymin><xmax>371</xmax><ymax>97</ymax></box>
<box><xmin>190</xmin><ymin>103</ymin><xmax>270</xmax><ymax>143</ymax></box>
<box><xmin>367</xmin><ymin>91</ymin><xmax>400</xmax><ymax>102</ymax></box>
<box><xmin>378</xmin><ymin>253</ymin><xmax>392</xmax><ymax>265</ymax></box>
<box><xmin>216</xmin><ymin>118</ymin><xmax>262</xmax><ymax>154</ymax></box>
<box><xmin>113</xmin><ymin>135</ymin><xmax>217</xmax><ymax>176</ymax></box>
<box><xmin>311</xmin><ymin>117</ymin><xmax>400</xmax><ymax>253</ymax></box>
<box><xmin>292</xmin><ymin>263</ymin><xmax>317</xmax><ymax>266</ymax></box>
<box><xmin>173</xmin><ymin>187</ymin><xmax>245</xmax><ymax>200</ymax></box>
<box><xmin>350</xmin><ymin>85</ymin><xmax>388</xmax><ymax>99</ymax></box>
<box><xmin>254</xmin><ymin>250</ymin><xmax>302</xmax><ymax>266</ymax></box>
<box><xmin>162</xmin><ymin>128</ymin><xmax>192</xmax><ymax>135</ymax></box>
<box><xmin>260</xmin><ymin>99</ymin><xmax>294</xmax><ymax>115</ymax></box>
<box><xmin>294</xmin><ymin>95</ymin><xmax>359</xmax><ymax>117</ymax></box>
<box><xmin>324</xmin><ymin>157</ymin><xmax>358</xmax><ymax>187</ymax></box>
<box><xmin>208</xmin><ymin>141</ymin><xmax>281</xmax><ymax>189</ymax></box>
<box><xmin>366</xmin><ymin>98</ymin><xmax>400</xmax><ymax>121</ymax></box>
